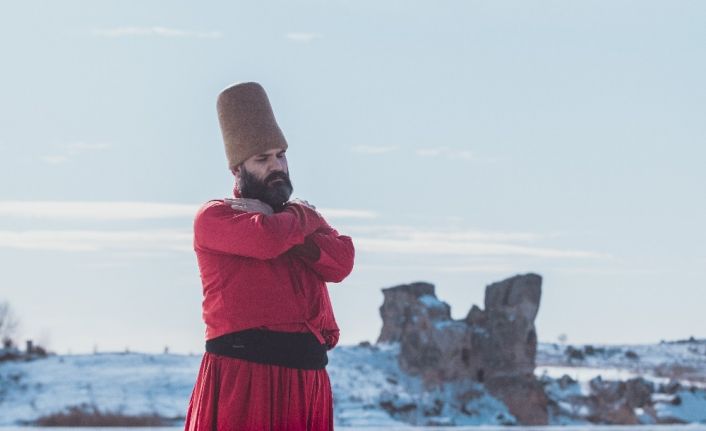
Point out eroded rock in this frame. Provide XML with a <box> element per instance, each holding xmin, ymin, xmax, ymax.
<box><xmin>376</xmin><ymin>273</ymin><xmax>547</xmax><ymax>424</ymax></box>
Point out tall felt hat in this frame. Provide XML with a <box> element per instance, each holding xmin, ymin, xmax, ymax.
<box><xmin>216</xmin><ymin>82</ymin><xmax>288</xmax><ymax>170</ymax></box>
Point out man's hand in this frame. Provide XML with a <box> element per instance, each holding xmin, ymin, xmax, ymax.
<box><xmin>225</xmin><ymin>198</ymin><xmax>274</xmax><ymax>215</ymax></box>
<box><xmin>288</xmin><ymin>198</ymin><xmax>317</xmax><ymax>211</ymax></box>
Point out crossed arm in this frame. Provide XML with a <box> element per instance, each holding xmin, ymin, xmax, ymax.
<box><xmin>194</xmin><ymin>199</ymin><xmax>355</xmax><ymax>282</ymax></box>
<box><xmin>289</xmin><ymin>224</ymin><xmax>354</xmax><ymax>283</ymax></box>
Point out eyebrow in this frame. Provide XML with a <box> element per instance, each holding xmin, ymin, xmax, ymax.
<box><xmin>254</xmin><ymin>151</ymin><xmax>286</xmax><ymax>159</ymax></box>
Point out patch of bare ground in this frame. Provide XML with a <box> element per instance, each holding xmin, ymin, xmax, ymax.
<box><xmin>653</xmin><ymin>363</ymin><xmax>706</xmax><ymax>384</ymax></box>
<box><xmin>26</xmin><ymin>403</ymin><xmax>182</xmax><ymax>427</ymax></box>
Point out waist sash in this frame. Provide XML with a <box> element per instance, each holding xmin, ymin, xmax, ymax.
<box><xmin>205</xmin><ymin>328</ymin><xmax>328</xmax><ymax>370</ymax></box>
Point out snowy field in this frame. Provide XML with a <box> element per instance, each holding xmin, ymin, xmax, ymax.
<box><xmin>1</xmin><ymin>341</ymin><xmax>705</xmax><ymax>426</ymax></box>
<box><xmin>2</xmin><ymin>426</ymin><xmax>706</xmax><ymax>431</ymax></box>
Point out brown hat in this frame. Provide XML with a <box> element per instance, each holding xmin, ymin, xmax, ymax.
<box><xmin>216</xmin><ymin>82</ymin><xmax>288</xmax><ymax>170</ymax></box>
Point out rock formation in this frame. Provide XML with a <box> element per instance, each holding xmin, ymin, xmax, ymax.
<box><xmin>376</xmin><ymin>273</ymin><xmax>548</xmax><ymax>425</ymax></box>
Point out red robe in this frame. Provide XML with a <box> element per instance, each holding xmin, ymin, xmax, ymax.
<box><xmin>184</xmin><ymin>189</ymin><xmax>355</xmax><ymax>431</ymax></box>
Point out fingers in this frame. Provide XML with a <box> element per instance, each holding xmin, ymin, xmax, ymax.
<box><xmin>225</xmin><ymin>198</ymin><xmax>273</xmax><ymax>215</ymax></box>
<box><xmin>225</xmin><ymin>198</ymin><xmax>246</xmax><ymax>210</ymax></box>
<box><xmin>289</xmin><ymin>198</ymin><xmax>316</xmax><ymax>210</ymax></box>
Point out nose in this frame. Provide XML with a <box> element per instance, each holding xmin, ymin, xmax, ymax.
<box><xmin>268</xmin><ymin>155</ymin><xmax>287</xmax><ymax>173</ymax></box>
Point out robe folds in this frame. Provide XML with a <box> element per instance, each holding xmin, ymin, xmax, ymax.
<box><xmin>184</xmin><ymin>190</ymin><xmax>354</xmax><ymax>431</ymax></box>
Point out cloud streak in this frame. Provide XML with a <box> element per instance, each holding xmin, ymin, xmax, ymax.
<box><xmin>0</xmin><ymin>229</ymin><xmax>191</xmax><ymax>252</ymax></box>
<box><xmin>355</xmin><ymin>237</ymin><xmax>606</xmax><ymax>259</ymax></box>
<box><xmin>416</xmin><ymin>147</ymin><xmax>475</xmax><ymax>160</ymax></box>
<box><xmin>351</xmin><ymin>145</ymin><xmax>399</xmax><ymax>155</ymax></box>
<box><xmin>93</xmin><ymin>27</ymin><xmax>222</xmax><ymax>39</ymax></box>
<box><xmin>343</xmin><ymin>224</ymin><xmax>608</xmax><ymax>259</ymax></box>
<box><xmin>0</xmin><ymin>201</ymin><xmax>198</xmax><ymax>220</ymax></box>
<box><xmin>0</xmin><ymin>202</ymin><xmax>602</xmax><ymax>260</ymax></box>
<box><xmin>0</xmin><ymin>227</ymin><xmax>606</xmax><ymax>260</ymax></box>
<box><xmin>0</xmin><ymin>201</ymin><xmax>376</xmax><ymax>221</ymax></box>
<box><xmin>285</xmin><ymin>32</ymin><xmax>322</xmax><ymax>43</ymax></box>
<box><xmin>351</xmin><ymin>145</ymin><xmax>490</xmax><ymax>162</ymax></box>
<box><xmin>41</xmin><ymin>141</ymin><xmax>111</xmax><ymax>164</ymax></box>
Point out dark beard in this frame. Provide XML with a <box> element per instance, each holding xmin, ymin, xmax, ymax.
<box><xmin>239</xmin><ymin>167</ymin><xmax>293</xmax><ymax>212</ymax></box>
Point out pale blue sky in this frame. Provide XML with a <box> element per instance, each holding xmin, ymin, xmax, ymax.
<box><xmin>1</xmin><ymin>0</ymin><xmax>704</xmax><ymax>354</ymax></box>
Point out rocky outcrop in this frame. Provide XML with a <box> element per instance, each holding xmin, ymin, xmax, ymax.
<box><xmin>376</xmin><ymin>273</ymin><xmax>548</xmax><ymax>425</ymax></box>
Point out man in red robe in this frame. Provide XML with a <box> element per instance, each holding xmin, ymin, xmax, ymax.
<box><xmin>184</xmin><ymin>82</ymin><xmax>355</xmax><ymax>431</ymax></box>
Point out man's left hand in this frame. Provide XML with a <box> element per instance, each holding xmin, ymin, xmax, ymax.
<box><xmin>288</xmin><ymin>198</ymin><xmax>317</xmax><ymax>211</ymax></box>
<box><xmin>225</xmin><ymin>198</ymin><xmax>274</xmax><ymax>215</ymax></box>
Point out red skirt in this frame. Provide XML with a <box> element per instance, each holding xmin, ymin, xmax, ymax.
<box><xmin>183</xmin><ymin>352</ymin><xmax>334</xmax><ymax>431</ymax></box>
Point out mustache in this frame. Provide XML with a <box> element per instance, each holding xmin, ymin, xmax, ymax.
<box><xmin>265</xmin><ymin>171</ymin><xmax>291</xmax><ymax>185</ymax></box>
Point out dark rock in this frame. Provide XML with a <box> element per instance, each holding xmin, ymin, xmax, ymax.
<box><xmin>566</xmin><ymin>345</ymin><xmax>585</xmax><ymax>361</ymax></box>
<box><xmin>376</xmin><ymin>273</ymin><xmax>547</xmax><ymax>425</ymax></box>
<box><xmin>423</xmin><ymin>398</ymin><xmax>444</xmax><ymax>417</ymax></box>
<box><xmin>486</xmin><ymin>375</ymin><xmax>549</xmax><ymax>425</ymax></box>
<box><xmin>377</xmin><ymin>282</ymin><xmax>439</xmax><ymax>344</ymax></box>
<box><xmin>589</xmin><ymin>376</ymin><xmax>626</xmax><ymax>403</ymax></box>
<box><xmin>660</xmin><ymin>380</ymin><xmax>682</xmax><ymax>394</ymax></box>
<box><xmin>558</xmin><ymin>374</ymin><xmax>577</xmax><ymax>389</ymax></box>
<box><xmin>624</xmin><ymin>377</ymin><xmax>654</xmax><ymax>408</ymax></box>
<box><xmin>379</xmin><ymin>400</ymin><xmax>417</xmax><ymax>414</ymax></box>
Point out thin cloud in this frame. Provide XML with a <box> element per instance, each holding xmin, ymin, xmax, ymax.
<box><xmin>41</xmin><ymin>141</ymin><xmax>111</xmax><ymax>164</ymax></box>
<box><xmin>350</xmin><ymin>145</ymin><xmax>479</xmax><ymax>160</ymax></box>
<box><xmin>41</xmin><ymin>155</ymin><xmax>70</xmax><ymax>165</ymax></box>
<box><xmin>341</xmin><ymin>225</ymin><xmax>543</xmax><ymax>243</ymax></box>
<box><xmin>66</xmin><ymin>142</ymin><xmax>111</xmax><ymax>154</ymax></box>
<box><xmin>319</xmin><ymin>208</ymin><xmax>377</xmax><ymax>219</ymax></box>
<box><xmin>0</xmin><ymin>201</ymin><xmax>198</xmax><ymax>220</ymax></box>
<box><xmin>0</xmin><ymin>201</ymin><xmax>376</xmax><ymax>221</ymax></box>
<box><xmin>0</xmin><ymin>229</ymin><xmax>191</xmax><ymax>252</ymax></box>
<box><xmin>351</xmin><ymin>145</ymin><xmax>399</xmax><ymax>155</ymax></box>
<box><xmin>93</xmin><ymin>26</ymin><xmax>222</xmax><ymax>39</ymax></box>
<box><xmin>416</xmin><ymin>147</ymin><xmax>475</xmax><ymax>160</ymax></box>
<box><xmin>355</xmin><ymin>237</ymin><xmax>607</xmax><ymax>259</ymax></box>
<box><xmin>355</xmin><ymin>263</ymin><xmax>515</xmax><ymax>274</ymax></box>
<box><xmin>285</xmin><ymin>32</ymin><xmax>323</xmax><ymax>43</ymax></box>
<box><xmin>342</xmin><ymin>224</ymin><xmax>609</xmax><ymax>259</ymax></box>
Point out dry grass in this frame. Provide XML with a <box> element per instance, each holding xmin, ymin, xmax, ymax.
<box><xmin>653</xmin><ymin>363</ymin><xmax>706</xmax><ymax>384</ymax></box>
<box><xmin>29</xmin><ymin>403</ymin><xmax>180</xmax><ymax>427</ymax></box>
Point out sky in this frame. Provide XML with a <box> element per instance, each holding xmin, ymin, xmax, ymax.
<box><xmin>1</xmin><ymin>0</ymin><xmax>705</xmax><ymax>354</ymax></box>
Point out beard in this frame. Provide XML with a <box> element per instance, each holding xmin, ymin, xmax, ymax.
<box><xmin>239</xmin><ymin>167</ymin><xmax>293</xmax><ymax>212</ymax></box>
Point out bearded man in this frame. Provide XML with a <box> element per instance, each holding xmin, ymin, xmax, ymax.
<box><xmin>184</xmin><ymin>82</ymin><xmax>355</xmax><ymax>431</ymax></box>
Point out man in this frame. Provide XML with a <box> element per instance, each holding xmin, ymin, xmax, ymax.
<box><xmin>184</xmin><ymin>82</ymin><xmax>355</xmax><ymax>431</ymax></box>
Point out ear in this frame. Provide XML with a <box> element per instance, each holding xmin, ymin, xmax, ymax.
<box><xmin>231</xmin><ymin>165</ymin><xmax>242</xmax><ymax>190</ymax></box>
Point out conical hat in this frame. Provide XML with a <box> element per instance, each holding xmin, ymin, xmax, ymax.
<box><xmin>216</xmin><ymin>82</ymin><xmax>288</xmax><ymax>170</ymax></box>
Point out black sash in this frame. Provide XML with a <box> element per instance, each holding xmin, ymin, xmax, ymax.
<box><xmin>205</xmin><ymin>328</ymin><xmax>328</xmax><ymax>370</ymax></box>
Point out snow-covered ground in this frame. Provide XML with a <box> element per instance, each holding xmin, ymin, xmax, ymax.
<box><xmin>0</xmin><ymin>344</ymin><xmax>514</xmax><ymax>427</ymax></box>
<box><xmin>1</xmin><ymin>340</ymin><xmax>705</xmax><ymax>427</ymax></box>
<box><xmin>536</xmin><ymin>340</ymin><xmax>706</xmax><ymax>424</ymax></box>
<box><xmin>537</xmin><ymin>340</ymin><xmax>706</xmax><ymax>387</ymax></box>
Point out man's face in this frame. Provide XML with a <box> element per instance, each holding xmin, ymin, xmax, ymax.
<box><xmin>235</xmin><ymin>148</ymin><xmax>293</xmax><ymax>211</ymax></box>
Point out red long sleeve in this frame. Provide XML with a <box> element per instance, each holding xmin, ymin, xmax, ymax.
<box><xmin>290</xmin><ymin>226</ymin><xmax>355</xmax><ymax>283</ymax></box>
<box><xmin>194</xmin><ymin>200</ymin><xmax>325</xmax><ymax>260</ymax></box>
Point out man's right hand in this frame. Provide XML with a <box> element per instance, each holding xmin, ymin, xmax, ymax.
<box><xmin>288</xmin><ymin>198</ymin><xmax>317</xmax><ymax>211</ymax></box>
<box><xmin>225</xmin><ymin>198</ymin><xmax>274</xmax><ymax>215</ymax></box>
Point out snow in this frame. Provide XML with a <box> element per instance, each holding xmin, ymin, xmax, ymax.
<box><xmin>1</xmin><ymin>339</ymin><xmax>706</xmax><ymax>426</ymax></box>
<box><xmin>417</xmin><ymin>294</ymin><xmax>447</xmax><ymax>309</ymax></box>
<box><xmin>655</xmin><ymin>390</ymin><xmax>706</xmax><ymax>423</ymax></box>
<box><xmin>536</xmin><ymin>341</ymin><xmax>706</xmax><ymax>388</ymax></box>
<box><xmin>0</xmin><ymin>352</ymin><xmax>198</xmax><ymax>425</ymax></box>
<box><xmin>0</xmin><ymin>344</ymin><xmax>512</xmax><ymax>427</ymax></box>
<box><xmin>329</xmin><ymin>343</ymin><xmax>514</xmax><ymax>427</ymax></box>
